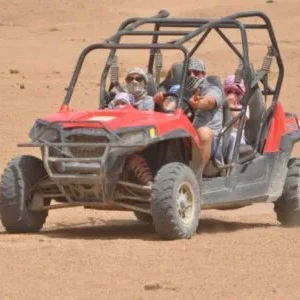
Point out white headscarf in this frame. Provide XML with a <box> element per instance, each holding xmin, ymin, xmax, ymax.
<box><xmin>125</xmin><ymin>67</ymin><xmax>148</xmax><ymax>100</ymax></box>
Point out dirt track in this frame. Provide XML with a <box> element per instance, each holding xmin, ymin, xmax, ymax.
<box><xmin>1</xmin><ymin>0</ymin><xmax>300</xmax><ymax>299</ymax></box>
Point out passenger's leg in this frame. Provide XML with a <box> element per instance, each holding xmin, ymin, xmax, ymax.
<box><xmin>241</xmin><ymin>130</ymin><xmax>247</xmax><ymax>145</ymax></box>
<box><xmin>196</xmin><ymin>126</ymin><xmax>214</xmax><ymax>167</ymax></box>
<box><xmin>228</xmin><ymin>131</ymin><xmax>237</xmax><ymax>162</ymax></box>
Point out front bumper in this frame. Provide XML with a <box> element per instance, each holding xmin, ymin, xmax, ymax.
<box><xmin>19</xmin><ymin>122</ymin><xmax>157</xmax><ymax>202</ymax></box>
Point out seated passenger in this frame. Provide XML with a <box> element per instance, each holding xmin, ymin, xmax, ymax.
<box><xmin>154</xmin><ymin>58</ymin><xmax>224</xmax><ymax>167</ymax></box>
<box><xmin>108</xmin><ymin>92</ymin><xmax>134</xmax><ymax>109</ymax></box>
<box><xmin>124</xmin><ymin>67</ymin><xmax>154</xmax><ymax>111</ymax></box>
<box><xmin>223</xmin><ymin>74</ymin><xmax>250</xmax><ymax>161</ymax></box>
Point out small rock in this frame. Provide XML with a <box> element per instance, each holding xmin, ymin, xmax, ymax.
<box><xmin>19</xmin><ymin>84</ymin><xmax>25</xmax><ymax>89</ymax></box>
<box><xmin>10</xmin><ymin>69</ymin><xmax>19</xmax><ymax>74</ymax></box>
<box><xmin>38</xmin><ymin>237</ymin><xmax>46</xmax><ymax>242</ymax></box>
<box><xmin>144</xmin><ymin>281</ymin><xmax>162</xmax><ymax>291</ymax></box>
<box><xmin>49</xmin><ymin>27</ymin><xmax>60</xmax><ymax>32</ymax></box>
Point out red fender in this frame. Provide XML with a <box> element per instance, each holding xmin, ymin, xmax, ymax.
<box><xmin>264</xmin><ymin>103</ymin><xmax>286</xmax><ymax>153</ymax></box>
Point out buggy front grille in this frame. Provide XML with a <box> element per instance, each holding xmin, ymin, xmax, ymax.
<box><xmin>63</xmin><ymin>128</ymin><xmax>110</xmax><ymax>158</ymax></box>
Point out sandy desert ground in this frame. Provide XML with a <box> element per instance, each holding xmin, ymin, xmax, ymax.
<box><xmin>1</xmin><ymin>0</ymin><xmax>300</xmax><ymax>299</ymax></box>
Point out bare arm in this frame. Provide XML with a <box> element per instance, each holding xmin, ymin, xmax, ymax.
<box><xmin>189</xmin><ymin>91</ymin><xmax>217</xmax><ymax>111</ymax></box>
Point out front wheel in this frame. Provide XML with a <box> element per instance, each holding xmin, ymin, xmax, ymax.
<box><xmin>151</xmin><ymin>162</ymin><xmax>201</xmax><ymax>240</ymax></box>
<box><xmin>0</xmin><ymin>155</ymin><xmax>49</xmax><ymax>233</ymax></box>
<box><xmin>274</xmin><ymin>158</ymin><xmax>300</xmax><ymax>226</ymax></box>
<box><xmin>133</xmin><ymin>211</ymin><xmax>153</xmax><ymax>223</ymax></box>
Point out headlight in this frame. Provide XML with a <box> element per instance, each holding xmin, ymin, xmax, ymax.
<box><xmin>38</xmin><ymin>128</ymin><xmax>59</xmax><ymax>142</ymax></box>
<box><xmin>29</xmin><ymin>123</ymin><xmax>60</xmax><ymax>142</ymax></box>
<box><xmin>118</xmin><ymin>127</ymin><xmax>157</xmax><ymax>143</ymax></box>
<box><xmin>119</xmin><ymin>131</ymin><xmax>145</xmax><ymax>143</ymax></box>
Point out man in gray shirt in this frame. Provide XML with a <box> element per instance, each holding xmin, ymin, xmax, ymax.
<box><xmin>124</xmin><ymin>67</ymin><xmax>154</xmax><ymax>111</ymax></box>
<box><xmin>154</xmin><ymin>58</ymin><xmax>224</xmax><ymax>167</ymax></box>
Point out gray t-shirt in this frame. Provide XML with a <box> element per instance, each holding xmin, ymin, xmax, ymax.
<box><xmin>191</xmin><ymin>78</ymin><xmax>224</xmax><ymax>136</ymax></box>
<box><xmin>133</xmin><ymin>94</ymin><xmax>155</xmax><ymax>111</ymax></box>
<box><xmin>169</xmin><ymin>78</ymin><xmax>224</xmax><ymax>136</ymax></box>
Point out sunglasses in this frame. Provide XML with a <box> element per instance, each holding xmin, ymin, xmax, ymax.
<box><xmin>188</xmin><ymin>69</ymin><xmax>203</xmax><ymax>76</ymax></box>
<box><xmin>126</xmin><ymin>76</ymin><xmax>144</xmax><ymax>83</ymax></box>
<box><xmin>225</xmin><ymin>88</ymin><xmax>243</xmax><ymax>96</ymax></box>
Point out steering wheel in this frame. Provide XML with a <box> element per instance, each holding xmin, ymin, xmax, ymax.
<box><xmin>181</xmin><ymin>98</ymin><xmax>195</xmax><ymax>122</ymax></box>
<box><xmin>162</xmin><ymin>92</ymin><xmax>195</xmax><ymax>122</ymax></box>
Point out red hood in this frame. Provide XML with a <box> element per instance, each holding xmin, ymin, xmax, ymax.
<box><xmin>41</xmin><ymin>106</ymin><xmax>198</xmax><ymax>139</ymax></box>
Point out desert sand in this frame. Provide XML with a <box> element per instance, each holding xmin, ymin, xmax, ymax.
<box><xmin>1</xmin><ymin>0</ymin><xmax>300</xmax><ymax>299</ymax></box>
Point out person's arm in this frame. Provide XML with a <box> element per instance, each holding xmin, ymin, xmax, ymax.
<box><xmin>189</xmin><ymin>86</ymin><xmax>223</xmax><ymax>111</ymax></box>
<box><xmin>189</xmin><ymin>92</ymin><xmax>217</xmax><ymax>110</ymax></box>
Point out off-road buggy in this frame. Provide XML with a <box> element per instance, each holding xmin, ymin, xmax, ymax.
<box><xmin>1</xmin><ymin>10</ymin><xmax>300</xmax><ymax>240</ymax></box>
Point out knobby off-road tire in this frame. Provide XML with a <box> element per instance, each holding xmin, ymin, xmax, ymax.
<box><xmin>0</xmin><ymin>155</ymin><xmax>49</xmax><ymax>233</ymax></box>
<box><xmin>274</xmin><ymin>157</ymin><xmax>300</xmax><ymax>226</ymax></box>
<box><xmin>151</xmin><ymin>162</ymin><xmax>201</xmax><ymax>240</ymax></box>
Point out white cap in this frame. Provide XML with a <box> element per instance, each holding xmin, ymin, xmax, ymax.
<box><xmin>126</xmin><ymin>67</ymin><xmax>148</xmax><ymax>84</ymax></box>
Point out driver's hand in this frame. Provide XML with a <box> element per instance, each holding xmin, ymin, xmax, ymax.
<box><xmin>189</xmin><ymin>90</ymin><xmax>201</xmax><ymax>109</ymax></box>
<box><xmin>153</xmin><ymin>92</ymin><xmax>166</xmax><ymax>106</ymax></box>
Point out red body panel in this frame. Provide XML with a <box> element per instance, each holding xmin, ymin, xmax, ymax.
<box><xmin>264</xmin><ymin>103</ymin><xmax>299</xmax><ymax>153</ymax></box>
<box><xmin>45</xmin><ymin>105</ymin><xmax>200</xmax><ymax>146</ymax></box>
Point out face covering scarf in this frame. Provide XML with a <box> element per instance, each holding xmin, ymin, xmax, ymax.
<box><xmin>185</xmin><ymin>76</ymin><xmax>205</xmax><ymax>92</ymax></box>
<box><xmin>127</xmin><ymin>80</ymin><xmax>146</xmax><ymax>99</ymax></box>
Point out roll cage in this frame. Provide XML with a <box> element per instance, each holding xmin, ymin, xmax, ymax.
<box><xmin>62</xmin><ymin>9</ymin><xmax>284</xmax><ymax>167</ymax></box>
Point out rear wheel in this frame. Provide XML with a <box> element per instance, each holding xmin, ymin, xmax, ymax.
<box><xmin>0</xmin><ymin>155</ymin><xmax>49</xmax><ymax>233</ymax></box>
<box><xmin>274</xmin><ymin>157</ymin><xmax>300</xmax><ymax>226</ymax></box>
<box><xmin>151</xmin><ymin>162</ymin><xmax>201</xmax><ymax>240</ymax></box>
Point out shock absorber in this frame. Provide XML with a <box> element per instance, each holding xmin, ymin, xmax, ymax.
<box><xmin>110</xmin><ymin>55</ymin><xmax>125</xmax><ymax>92</ymax></box>
<box><xmin>261</xmin><ymin>46</ymin><xmax>274</xmax><ymax>72</ymax></box>
<box><xmin>125</xmin><ymin>154</ymin><xmax>153</xmax><ymax>184</ymax></box>
<box><xmin>234</xmin><ymin>59</ymin><xmax>244</xmax><ymax>84</ymax></box>
<box><xmin>154</xmin><ymin>50</ymin><xmax>163</xmax><ymax>86</ymax></box>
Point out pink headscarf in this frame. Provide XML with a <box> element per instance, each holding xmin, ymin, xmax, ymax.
<box><xmin>224</xmin><ymin>74</ymin><xmax>245</xmax><ymax>95</ymax></box>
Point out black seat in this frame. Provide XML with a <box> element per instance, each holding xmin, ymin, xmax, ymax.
<box><xmin>244</xmin><ymin>84</ymin><xmax>266</xmax><ymax>149</ymax></box>
<box><xmin>159</xmin><ymin>62</ymin><xmax>184</xmax><ymax>92</ymax></box>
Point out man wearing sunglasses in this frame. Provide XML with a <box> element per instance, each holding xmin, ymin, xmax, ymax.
<box><xmin>124</xmin><ymin>67</ymin><xmax>154</xmax><ymax>111</ymax></box>
<box><xmin>154</xmin><ymin>58</ymin><xmax>224</xmax><ymax>168</ymax></box>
